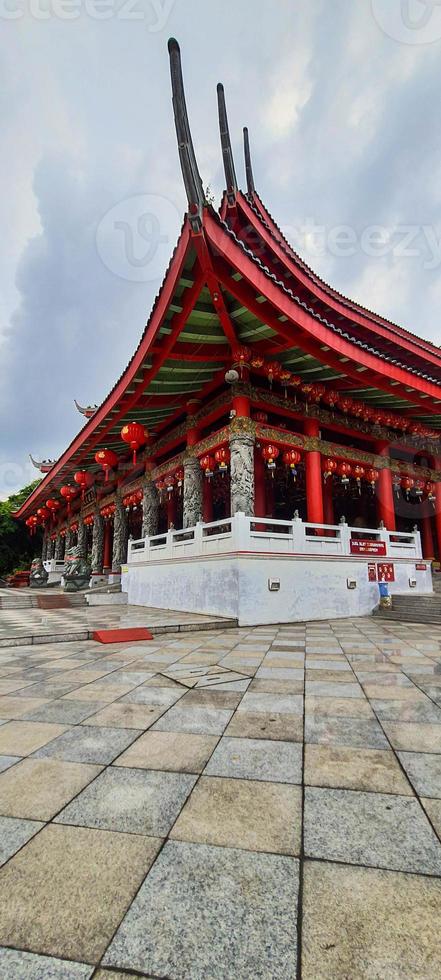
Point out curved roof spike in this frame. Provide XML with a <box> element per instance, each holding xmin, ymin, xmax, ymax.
<box><xmin>168</xmin><ymin>38</ymin><xmax>205</xmax><ymax>233</ymax></box>
<box><xmin>74</xmin><ymin>399</ymin><xmax>98</xmax><ymax>418</ymax></box>
<box><xmin>217</xmin><ymin>83</ymin><xmax>238</xmax><ymax>205</ymax></box>
<box><xmin>29</xmin><ymin>454</ymin><xmax>56</xmax><ymax>474</ymax></box>
<box><xmin>243</xmin><ymin>127</ymin><xmax>256</xmax><ymax>196</ymax></box>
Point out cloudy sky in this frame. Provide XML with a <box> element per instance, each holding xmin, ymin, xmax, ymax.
<box><xmin>2</xmin><ymin>0</ymin><xmax>441</xmax><ymax>498</ymax></box>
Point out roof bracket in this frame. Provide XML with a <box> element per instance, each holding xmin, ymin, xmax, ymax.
<box><xmin>168</xmin><ymin>38</ymin><xmax>205</xmax><ymax>233</ymax></box>
<box><xmin>217</xmin><ymin>83</ymin><xmax>238</xmax><ymax>206</ymax></box>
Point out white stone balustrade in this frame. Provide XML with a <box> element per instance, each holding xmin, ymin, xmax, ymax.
<box><xmin>127</xmin><ymin>513</ymin><xmax>422</xmax><ymax>564</ymax></box>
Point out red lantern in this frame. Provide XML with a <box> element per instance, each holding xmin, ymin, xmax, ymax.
<box><xmin>155</xmin><ymin>479</ymin><xmax>166</xmax><ymax>502</ymax></box>
<box><xmin>265</xmin><ymin>361</ymin><xmax>281</xmax><ymax>388</ymax></box>
<box><xmin>337</xmin><ymin>462</ymin><xmax>352</xmax><ymax>485</ymax></box>
<box><xmin>120</xmin><ymin>422</ymin><xmax>147</xmax><ymax>465</ymax></box>
<box><xmin>262</xmin><ymin>444</ymin><xmax>280</xmax><ymax>472</ymax></box>
<box><xmin>200</xmin><ymin>455</ymin><xmax>215</xmax><ymax>478</ymax></box>
<box><xmin>46</xmin><ymin>499</ymin><xmax>60</xmax><ymax>524</ymax></box>
<box><xmin>322</xmin><ymin>389</ymin><xmax>339</xmax><ymax>408</ymax></box>
<box><xmin>338</xmin><ymin>397</ymin><xmax>354</xmax><ymax>415</ymax></box>
<box><xmin>414</xmin><ymin>478</ymin><xmax>425</xmax><ymax>498</ymax></box>
<box><xmin>232</xmin><ymin>345</ymin><xmax>251</xmax><ymax>377</ymax></box>
<box><xmin>95</xmin><ymin>449</ymin><xmax>118</xmax><ymax>482</ymax></box>
<box><xmin>279</xmin><ymin>369</ymin><xmax>292</xmax><ymax>396</ymax></box>
<box><xmin>366</xmin><ymin>468</ymin><xmax>379</xmax><ymax>487</ymax></box>
<box><xmin>322</xmin><ymin>458</ymin><xmax>337</xmax><ymax>481</ymax></box>
<box><xmin>353</xmin><ymin>465</ymin><xmax>365</xmax><ymax>495</ymax></box>
<box><xmin>165</xmin><ymin>475</ymin><xmax>176</xmax><ymax>497</ymax></box>
<box><xmin>401</xmin><ymin>475</ymin><xmax>414</xmax><ymax>499</ymax></box>
<box><xmin>250</xmin><ymin>353</ymin><xmax>264</xmax><ymax>370</ymax></box>
<box><xmin>73</xmin><ymin>470</ymin><xmax>94</xmax><ymax>500</ymax></box>
<box><xmin>175</xmin><ymin>468</ymin><xmax>185</xmax><ymax>494</ymax></box>
<box><xmin>100</xmin><ymin>503</ymin><xmax>115</xmax><ymax>520</ymax></box>
<box><xmin>60</xmin><ymin>485</ymin><xmax>77</xmax><ymax>515</ymax></box>
<box><xmin>283</xmin><ymin>449</ymin><xmax>301</xmax><ymax>479</ymax></box>
<box><xmin>309</xmin><ymin>383</ymin><xmax>325</xmax><ymax>404</ymax></box>
<box><xmin>214</xmin><ymin>447</ymin><xmax>230</xmax><ymax>474</ymax></box>
<box><xmin>26</xmin><ymin>516</ymin><xmax>38</xmax><ymax>536</ymax></box>
<box><xmin>83</xmin><ymin>514</ymin><xmax>94</xmax><ymax>527</ymax></box>
<box><xmin>425</xmin><ymin>480</ymin><xmax>436</xmax><ymax>502</ymax></box>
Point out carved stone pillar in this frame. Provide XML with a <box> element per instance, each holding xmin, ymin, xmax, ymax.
<box><xmin>230</xmin><ymin>432</ymin><xmax>255</xmax><ymax>516</ymax></box>
<box><xmin>64</xmin><ymin>529</ymin><xmax>73</xmax><ymax>559</ymax></box>
<box><xmin>55</xmin><ymin>534</ymin><xmax>64</xmax><ymax>560</ymax></box>
<box><xmin>41</xmin><ymin>530</ymin><xmax>49</xmax><ymax>562</ymax></box>
<box><xmin>77</xmin><ymin>519</ymin><xmax>88</xmax><ymax>556</ymax></box>
<box><xmin>91</xmin><ymin>511</ymin><xmax>104</xmax><ymax>574</ymax></box>
<box><xmin>112</xmin><ymin>494</ymin><xmax>128</xmax><ymax>573</ymax></box>
<box><xmin>142</xmin><ymin>477</ymin><xmax>159</xmax><ymax>537</ymax></box>
<box><xmin>183</xmin><ymin>457</ymin><xmax>203</xmax><ymax>528</ymax></box>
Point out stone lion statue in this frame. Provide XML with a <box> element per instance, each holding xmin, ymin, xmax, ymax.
<box><xmin>29</xmin><ymin>557</ymin><xmax>49</xmax><ymax>588</ymax></box>
<box><xmin>63</xmin><ymin>545</ymin><xmax>91</xmax><ymax>593</ymax></box>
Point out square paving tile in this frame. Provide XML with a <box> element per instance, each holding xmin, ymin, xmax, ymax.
<box><xmin>371</xmin><ymin>699</ymin><xmax>441</xmax><ymax>723</ymax></box>
<box><xmin>23</xmin><ymin>700</ymin><xmax>106</xmax><ymax>725</ymax></box>
<box><xmin>305</xmin><ymin>695</ymin><xmax>374</xmax><ymax>718</ymax></box>
<box><xmin>115</xmin><ymin>730</ymin><xmax>219</xmax><ymax>772</ymax></box>
<box><xmin>0</xmin><ymin>824</ymin><xmax>161</xmax><ymax>962</ymax></box>
<box><xmin>33</xmin><ymin>725</ymin><xmax>140</xmax><ymax>764</ymax></box>
<box><xmin>305</xmin><ymin>715</ymin><xmax>388</xmax><ymax>749</ymax></box>
<box><xmin>0</xmin><ymin>720</ymin><xmax>69</xmax><ymax>756</ymax></box>
<box><xmin>225</xmin><ymin>710</ymin><xmax>303</xmax><ymax>741</ymax></box>
<box><xmin>84</xmin><ymin>702</ymin><xmax>167</xmax><ymax>730</ymax></box>
<box><xmin>205</xmin><ymin>736</ymin><xmax>302</xmax><ymax>784</ymax></box>
<box><xmin>302</xmin><ymin>860</ymin><xmax>441</xmax><ymax>980</ymax></box>
<box><xmin>0</xmin><ymin>755</ymin><xmax>20</xmax><ymax>773</ymax></box>
<box><xmin>237</xmin><ymin>692</ymin><xmax>303</xmax><ymax>715</ymax></box>
<box><xmin>0</xmin><ymin>757</ymin><xmax>102</xmax><ymax>820</ymax></box>
<box><xmin>305</xmin><ymin>744</ymin><xmax>412</xmax><ymax>794</ymax></box>
<box><xmin>381</xmin><ymin>722</ymin><xmax>441</xmax><ymax>753</ymax></box>
<box><xmin>304</xmin><ymin>786</ymin><xmax>441</xmax><ymax>874</ymax></box>
<box><xmin>0</xmin><ymin>815</ymin><xmax>44</xmax><ymax>867</ymax></box>
<box><xmin>398</xmin><ymin>752</ymin><xmax>441</xmax><ymax>798</ymax></box>
<box><xmin>249</xmin><ymin>678</ymin><xmax>304</xmax><ymax>694</ymax></box>
<box><xmin>0</xmin><ymin>697</ymin><xmax>51</xmax><ymax>719</ymax></box>
<box><xmin>170</xmin><ymin>775</ymin><xmax>302</xmax><ymax>855</ymax></box>
<box><xmin>104</xmin><ymin>840</ymin><xmax>299</xmax><ymax>980</ymax></box>
<box><xmin>55</xmin><ymin>766</ymin><xmax>197</xmax><ymax>835</ymax></box>
<box><xmin>152</xmin><ymin>704</ymin><xmax>233</xmax><ymax>735</ymax></box>
<box><xmin>0</xmin><ymin>947</ymin><xmax>94</xmax><ymax>978</ymax></box>
<box><xmin>121</xmin><ymin>686</ymin><xmax>185</xmax><ymax>707</ymax></box>
<box><xmin>362</xmin><ymin>684</ymin><xmax>426</xmax><ymax>701</ymax></box>
<box><xmin>305</xmin><ymin>682</ymin><xmax>363</xmax><ymax>699</ymax></box>
<box><xmin>422</xmin><ymin>798</ymin><xmax>441</xmax><ymax>839</ymax></box>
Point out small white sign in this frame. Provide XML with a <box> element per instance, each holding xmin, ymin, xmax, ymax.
<box><xmin>268</xmin><ymin>578</ymin><xmax>280</xmax><ymax>592</ymax></box>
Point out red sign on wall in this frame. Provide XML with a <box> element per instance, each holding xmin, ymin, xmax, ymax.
<box><xmin>367</xmin><ymin>562</ymin><xmax>377</xmax><ymax>582</ymax></box>
<box><xmin>378</xmin><ymin>562</ymin><xmax>395</xmax><ymax>583</ymax></box>
<box><xmin>350</xmin><ymin>539</ymin><xmax>387</xmax><ymax>556</ymax></box>
<box><xmin>415</xmin><ymin>563</ymin><xmax>427</xmax><ymax>571</ymax></box>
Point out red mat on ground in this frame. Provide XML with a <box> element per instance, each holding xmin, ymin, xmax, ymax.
<box><xmin>92</xmin><ymin>628</ymin><xmax>153</xmax><ymax>644</ymax></box>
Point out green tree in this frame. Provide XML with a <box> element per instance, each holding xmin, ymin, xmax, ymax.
<box><xmin>0</xmin><ymin>480</ymin><xmax>42</xmax><ymax>579</ymax></box>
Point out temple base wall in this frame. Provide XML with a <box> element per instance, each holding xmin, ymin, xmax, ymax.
<box><xmin>122</xmin><ymin>553</ymin><xmax>432</xmax><ymax>627</ymax></box>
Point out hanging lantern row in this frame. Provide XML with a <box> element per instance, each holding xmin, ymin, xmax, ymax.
<box><xmin>232</xmin><ymin>346</ymin><xmax>440</xmax><ymax>439</ymax></box>
<box><xmin>123</xmin><ymin>489</ymin><xmax>143</xmax><ymax>512</ymax></box>
<box><xmin>95</xmin><ymin>449</ymin><xmax>119</xmax><ymax>482</ymax></box>
<box><xmin>393</xmin><ymin>475</ymin><xmax>436</xmax><ymax>502</ymax></box>
<box><xmin>83</xmin><ymin>514</ymin><xmax>95</xmax><ymax>527</ymax></box>
<box><xmin>100</xmin><ymin>503</ymin><xmax>116</xmax><ymax>520</ymax></box>
<box><xmin>200</xmin><ymin>448</ymin><xmax>231</xmax><ymax>479</ymax></box>
<box><xmin>120</xmin><ymin>422</ymin><xmax>148</xmax><ymax>465</ymax></box>
<box><xmin>321</xmin><ymin>458</ymin><xmax>380</xmax><ymax>492</ymax></box>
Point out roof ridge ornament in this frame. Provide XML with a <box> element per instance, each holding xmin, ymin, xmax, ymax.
<box><xmin>243</xmin><ymin>126</ymin><xmax>255</xmax><ymax>196</ymax></box>
<box><xmin>29</xmin><ymin>454</ymin><xmax>56</xmax><ymax>473</ymax></box>
<box><xmin>168</xmin><ymin>38</ymin><xmax>205</xmax><ymax>233</ymax></box>
<box><xmin>217</xmin><ymin>83</ymin><xmax>238</xmax><ymax>206</ymax></box>
<box><xmin>74</xmin><ymin>399</ymin><xmax>98</xmax><ymax>418</ymax></box>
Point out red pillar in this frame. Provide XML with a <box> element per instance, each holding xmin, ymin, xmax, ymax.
<box><xmin>233</xmin><ymin>393</ymin><xmax>250</xmax><ymax>418</ymax></box>
<box><xmin>304</xmin><ymin>418</ymin><xmax>324</xmax><ymax>525</ymax></box>
<box><xmin>375</xmin><ymin>440</ymin><xmax>396</xmax><ymax>530</ymax></box>
<box><xmin>103</xmin><ymin>522</ymin><xmax>112</xmax><ymax>573</ymax></box>
<box><xmin>167</xmin><ymin>494</ymin><xmax>176</xmax><ymax>529</ymax></box>
<box><xmin>323</xmin><ymin>475</ymin><xmax>334</xmax><ymax>526</ymax></box>
<box><xmin>254</xmin><ymin>448</ymin><xmax>266</xmax><ymax>518</ymax></box>
<box><xmin>434</xmin><ymin>459</ymin><xmax>441</xmax><ymax>560</ymax></box>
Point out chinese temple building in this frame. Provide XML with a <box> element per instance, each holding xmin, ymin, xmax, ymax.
<box><xmin>14</xmin><ymin>39</ymin><xmax>441</xmax><ymax>624</ymax></box>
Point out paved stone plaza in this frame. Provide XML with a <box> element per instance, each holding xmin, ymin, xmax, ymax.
<box><xmin>0</xmin><ymin>615</ymin><xmax>441</xmax><ymax>978</ymax></box>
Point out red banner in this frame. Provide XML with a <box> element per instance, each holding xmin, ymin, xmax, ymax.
<box><xmin>350</xmin><ymin>539</ymin><xmax>387</xmax><ymax>556</ymax></box>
